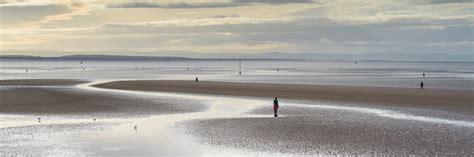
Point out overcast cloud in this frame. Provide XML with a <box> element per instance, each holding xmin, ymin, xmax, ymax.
<box><xmin>0</xmin><ymin>0</ymin><xmax>472</xmax><ymax>58</ymax></box>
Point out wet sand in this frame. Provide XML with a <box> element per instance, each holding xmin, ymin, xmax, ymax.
<box><xmin>0</xmin><ymin>79</ymin><xmax>205</xmax><ymax>115</ymax></box>
<box><xmin>2</xmin><ymin>79</ymin><xmax>473</xmax><ymax>156</ymax></box>
<box><xmin>95</xmin><ymin>80</ymin><xmax>474</xmax><ymax>112</ymax></box>
<box><xmin>0</xmin><ymin>79</ymin><xmax>87</xmax><ymax>86</ymax></box>
<box><xmin>93</xmin><ymin>80</ymin><xmax>474</xmax><ymax>155</ymax></box>
<box><xmin>184</xmin><ymin>114</ymin><xmax>473</xmax><ymax>155</ymax></box>
<box><xmin>180</xmin><ymin>99</ymin><xmax>474</xmax><ymax>155</ymax></box>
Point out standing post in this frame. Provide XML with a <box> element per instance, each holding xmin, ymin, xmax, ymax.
<box><xmin>239</xmin><ymin>59</ymin><xmax>241</xmax><ymax>69</ymax></box>
<box><xmin>239</xmin><ymin>59</ymin><xmax>242</xmax><ymax>75</ymax></box>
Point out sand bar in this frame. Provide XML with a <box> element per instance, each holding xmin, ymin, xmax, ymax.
<box><xmin>95</xmin><ymin>80</ymin><xmax>473</xmax><ymax>112</ymax></box>
<box><xmin>0</xmin><ymin>79</ymin><xmax>87</xmax><ymax>86</ymax></box>
<box><xmin>0</xmin><ymin>79</ymin><xmax>205</xmax><ymax>115</ymax></box>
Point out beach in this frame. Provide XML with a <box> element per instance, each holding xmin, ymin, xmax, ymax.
<box><xmin>1</xmin><ymin>79</ymin><xmax>473</xmax><ymax>156</ymax></box>
<box><xmin>3</xmin><ymin>0</ymin><xmax>474</xmax><ymax>155</ymax></box>
<box><xmin>93</xmin><ymin>80</ymin><xmax>474</xmax><ymax>155</ymax></box>
<box><xmin>94</xmin><ymin>80</ymin><xmax>474</xmax><ymax>113</ymax></box>
<box><xmin>0</xmin><ymin>79</ymin><xmax>205</xmax><ymax>115</ymax></box>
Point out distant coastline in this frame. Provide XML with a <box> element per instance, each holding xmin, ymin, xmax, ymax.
<box><xmin>0</xmin><ymin>54</ymin><xmax>302</xmax><ymax>61</ymax></box>
<box><xmin>1</xmin><ymin>55</ymin><xmax>473</xmax><ymax>63</ymax></box>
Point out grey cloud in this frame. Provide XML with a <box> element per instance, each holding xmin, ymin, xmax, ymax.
<box><xmin>89</xmin><ymin>15</ymin><xmax>472</xmax><ymax>54</ymax></box>
<box><xmin>107</xmin><ymin>2</ymin><xmax>240</xmax><ymax>8</ymax></box>
<box><xmin>409</xmin><ymin>0</ymin><xmax>473</xmax><ymax>5</ymax></box>
<box><xmin>211</xmin><ymin>14</ymin><xmax>239</xmax><ymax>18</ymax></box>
<box><xmin>0</xmin><ymin>2</ymin><xmax>71</xmax><ymax>27</ymax></box>
<box><xmin>232</xmin><ymin>0</ymin><xmax>312</xmax><ymax>4</ymax></box>
<box><xmin>3</xmin><ymin>1</ymin><xmax>471</xmax><ymax>55</ymax></box>
<box><xmin>424</xmin><ymin>0</ymin><xmax>472</xmax><ymax>4</ymax></box>
<box><xmin>107</xmin><ymin>0</ymin><xmax>313</xmax><ymax>8</ymax></box>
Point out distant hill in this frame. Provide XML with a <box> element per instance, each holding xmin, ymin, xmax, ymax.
<box><xmin>0</xmin><ymin>55</ymin><xmax>42</xmax><ymax>60</ymax></box>
<box><xmin>1</xmin><ymin>51</ymin><xmax>471</xmax><ymax>62</ymax></box>
<box><xmin>58</xmin><ymin>55</ymin><xmax>190</xmax><ymax>60</ymax></box>
<box><xmin>0</xmin><ymin>54</ymin><xmax>298</xmax><ymax>61</ymax></box>
<box><xmin>0</xmin><ymin>54</ymin><xmax>190</xmax><ymax>60</ymax></box>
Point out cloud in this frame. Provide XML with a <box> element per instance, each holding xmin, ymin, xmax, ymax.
<box><xmin>1</xmin><ymin>0</ymin><xmax>472</xmax><ymax>56</ymax></box>
<box><xmin>417</xmin><ymin>0</ymin><xmax>472</xmax><ymax>4</ymax></box>
<box><xmin>107</xmin><ymin>0</ymin><xmax>313</xmax><ymax>8</ymax></box>
<box><xmin>233</xmin><ymin>0</ymin><xmax>312</xmax><ymax>4</ymax></box>
<box><xmin>320</xmin><ymin>38</ymin><xmax>334</xmax><ymax>44</ymax></box>
<box><xmin>99</xmin><ymin>16</ymin><xmax>293</xmax><ymax>29</ymax></box>
<box><xmin>0</xmin><ymin>2</ymin><xmax>70</xmax><ymax>27</ymax></box>
<box><xmin>0</xmin><ymin>2</ymin><xmax>92</xmax><ymax>28</ymax></box>
<box><xmin>3</xmin><ymin>14</ymin><xmax>471</xmax><ymax>54</ymax></box>
<box><xmin>26</xmin><ymin>2</ymin><xmax>92</xmax><ymax>27</ymax></box>
<box><xmin>107</xmin><ymin>2</ymin><xmax>239</xmax><ymax>8</ymax></box>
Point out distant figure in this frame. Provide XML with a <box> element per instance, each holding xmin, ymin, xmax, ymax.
<box><xmin>239</xmin><ymin>71</ymin><xmax>241</xmax><ymax>75</ymax></box>
<box><xmin>277</xmin><ymin>68</ymin><xmax>279</xmax><ymax>72</ymax></box>
<box><xmin>420</xmin><ymin>81</ymin><xmax>424</xmax><ymax>89</ymax></box>
<box><xmin>423</xmin><ymin>72</ymin><xmax>425</xmax><ymax>77</ymax></box>
<box><xmin>26</xmin><ymin>69</ymin><xmax>28</xmax><ymax>73</ymax></box>
<box><xmin>83</xmin><ymin>68</ymin><xmax>85</xmax><ymax>71</ymax></box>
<box><xmin>93</xmin><ymin>118</ymin><xmax>96</xmax><ymax>122</ymax></box>
<box><xmin>80</xmin><ymin>61</ymin><xmax>83</xmax><ymax>64</ymax></box>
<box><xmin>38</xmin><ymin>118</ymin><xmax>41</xmax><ymax>123</ymax></box>
<box><xmin>273</xmin><ymin>97</ymin><xmax>279</xmax><ymax>117</ymax></box>
<box><xmin>195</xmin><ymin>77</ymin><xmax>198</xmax><ymax>82</ymax></box>
<box><xmin>134</xmin><ymin>125</ymin><xmax>138</xmax><ymax>130</ymax></box>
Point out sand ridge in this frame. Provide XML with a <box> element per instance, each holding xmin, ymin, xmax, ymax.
<box><xmin>94</xmin><ymin>80</ymin><xmax>474</xmax><ymax>112</ymax></box>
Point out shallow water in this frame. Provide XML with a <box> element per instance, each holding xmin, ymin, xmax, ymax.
<box><xmin>1</xmin><ymin>60</ymin><xmax>473</xmax><ymax>90</ymax></box>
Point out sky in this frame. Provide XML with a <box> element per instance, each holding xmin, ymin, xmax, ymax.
<box><xmin>0</xmin><ymin>0</ymin><xmax>473</xmax><ymax>58</ymax></box>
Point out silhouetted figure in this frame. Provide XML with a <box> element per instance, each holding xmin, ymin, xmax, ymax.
<box><xmin>273</xmin><ymin>97</ymin><xmax>279</xmax><ymax>117</ymax></box>
<box><xmin>38</xmin><ymin>118</ymin><xmax>41</xmax><ymax>123</ymax></box>
<box><xmin>93</xmin><ymin>118</ymin><xmax>96</xmax><ymax>122</ymax></box>
<box><xmin>26</xmin><ymin>69</ymin><xmax>28</xmax><ymax>73</ymax></box>
<box><xmin>239</xmin><ymin>71</ymin><xmax>241</xmax><ymax>75</ymax></box>
<box><xmin>423</xmin><ymin>73</ymin><xmax>425</xmax><ymax>77</ymax></box>
<box><xmin>195</xmin><ymin>77</ymin><xmax>198</xmax><ymax>82</ymax></box>
<box><xmin>134</xmin><ymin>126</ymin><xmax>138</xmax><ymax>130</ymax></box>
<box><xmin>420</xmin><ymin>81</ymin><xmax>424</xmax><ymax>89</ymax></box>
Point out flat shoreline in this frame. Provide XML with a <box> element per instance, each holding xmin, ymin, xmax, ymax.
<box><xmin>0</xmin><ymin>79</ymin><xmax>88</xmax><ymax>86</ymax></box>
<box><xmin>94</xmin><ymin>80</ymin><xmax>473</xmax><ymax>112</ymax></box>
<box><xmin>0</xmin><ymin>79</ymin><xmax>205</xmax><ymax>115</ymax></box>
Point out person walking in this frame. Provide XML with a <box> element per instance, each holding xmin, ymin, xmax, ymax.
<box><xmin>195</xmin><ymin>77</ymin><xmax>198</xmax><ymax>82</ymax></box>
<box><xmin>273</xmin><ymin>97</ymin><xmax>279</xmax><ymax>117</ymax></box>
<box><xmin>420</xmin><ymin>81</ymin><xmax>424</xmax><ymax>89</ymax></box>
